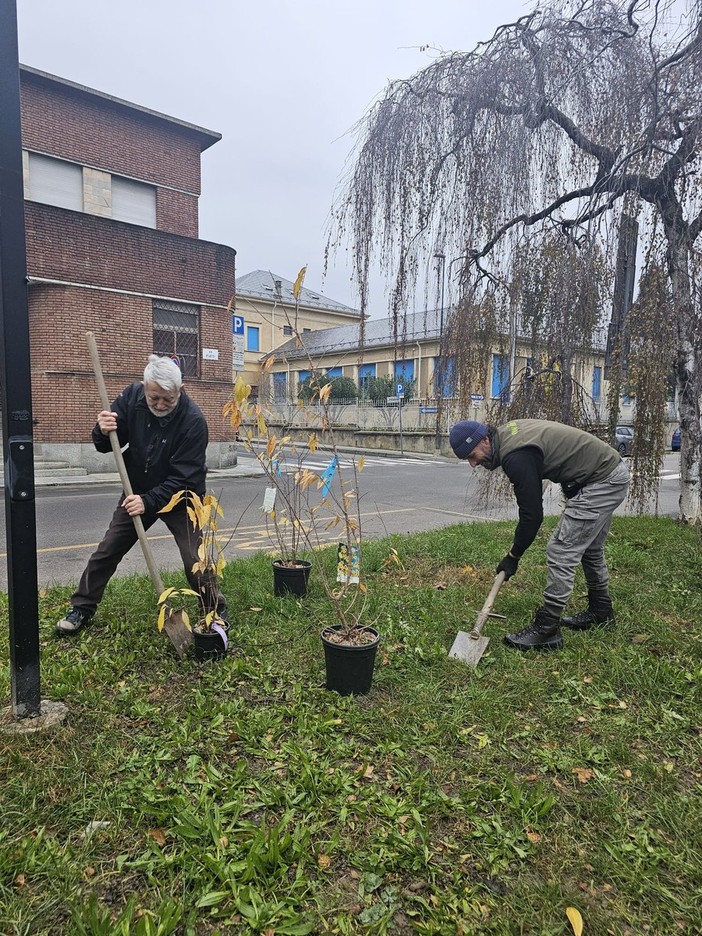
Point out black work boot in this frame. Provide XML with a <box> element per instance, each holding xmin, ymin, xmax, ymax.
<box><xmin>562</xmin><ymin>593</ymin><xmax>615</xmax><ymax>631</ymax></box>
<box><xmin>504</xmin><ymin>608</ymin><xmax>564</xmax><ymax>652</ymax></box>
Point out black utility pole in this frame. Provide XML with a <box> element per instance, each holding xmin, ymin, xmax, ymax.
<box><xmin>0</xmin><ymin>0</ymin><xmax>42</xmax><ymax>718</ymax></box>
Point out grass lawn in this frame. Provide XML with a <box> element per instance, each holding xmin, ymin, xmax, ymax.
<box><xmin>1</xmin><ymin>516</ymin><xmax>701</xmax><ymax>935</ymax></box>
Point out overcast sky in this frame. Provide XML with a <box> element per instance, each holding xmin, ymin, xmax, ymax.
<box><xmin>17</xmin><ymin>0</ymin><xmax>529</xmax><ymax>315</ymax></box>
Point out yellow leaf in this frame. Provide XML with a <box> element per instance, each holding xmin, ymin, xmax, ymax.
<box><xmin>157</xmin><ymin>586</ymin><xmax>177</xmax><ymax>604</ymax></box>
<box><xmin>157</xmin><ymin>604</ymin><xmax>167</xmax><ymax>632</ymax></box>
<box><xmin>262</xmin><ymin>355</ymin><xmax>275</xmax><ymax>373</ymax></box>
<box><xmin>292</xmin><ymin>265</ymin><xmax>307</xmax><ymax>299</ymax></box>
<box><xmin>186</xmin><ymin>505</ymin><xmax>198</xmax><ymax>529</ymax></box>
<box><xmin>308</xmin><ymin>433</ymin><xmax>318</xmax><ymax>453</ymax></box>
<box><xmin>257</xmin><ymin>411</ymin><xmax>267</xmax><ymax>435</ymax></box>
<box><xmin>566</xmin><ymin>907</ymin><xmax>584</xmax><ymax>936</ymax></box>
<box><xmin>182</xmin><ymin>610</ymin><xmax>190</xmax><ymax>629</ymax></box>
<box><xmin>158</xmin><ymin>490</ymin><xmax>185</xmax><ymax>514</ymax></box>
<box><xmin>317</xmin><ymin>853</ymin><xmax>332</xmax><ymax>869</ymax></box>
<box><xmin>233</xmin><ymin>375</ymin><xmax>251</xmax><ymax>404</ymax></box>
<box><xmin>319</xmin><ymin>383</ymin><xmax>333</xmax><ymax>403</ymax></box>
<box><xmin>357</xmin><ymin>456</ymin><xmax>365</xmax><ymax>471</ymax></box>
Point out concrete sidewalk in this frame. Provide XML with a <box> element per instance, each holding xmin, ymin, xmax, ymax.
<box><xmin>32</xmin><ymin>461</ymin><xmax>266</xmax><ymax>488</ymax></box>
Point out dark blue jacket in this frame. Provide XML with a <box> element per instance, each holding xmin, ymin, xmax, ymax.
<box><xmin>92</xmin><ymin>382</ymin><xmax>208</xmax><ymax>516</ymax></box>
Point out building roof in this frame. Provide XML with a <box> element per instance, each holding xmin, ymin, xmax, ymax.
<box><xmin>20</xmin><ymin>65</ymin><xmax>221</xmax><ymax>152</ymax></box>
<box><xmin>270</xmin><ymin>308</ymin><xmax>444</xmax><ymax>361</ymax></box>
<box><xmin>236</xmin><ymin>270</ymin><xmax>361</xmax><ymax>317</ymax></box>
<box><xmin>269</xmin><ymin>307</ymin><xmax>608</xmax><ymax>362</ymax></box>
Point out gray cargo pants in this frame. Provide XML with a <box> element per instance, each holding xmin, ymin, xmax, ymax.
<box><xmin>543</xmin><ymin>461</ymin><xmax>630</xmax><ymax>617</ymax></box>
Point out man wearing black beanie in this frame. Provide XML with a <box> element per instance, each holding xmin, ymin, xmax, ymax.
<box><xmin>449</xmin><ymin>418</ymin><xmax>630</xmax><ymax>651</ymax></box>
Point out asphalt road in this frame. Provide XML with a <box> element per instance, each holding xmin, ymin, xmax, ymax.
<box><xmin>0</xmin><ymin>451</ymin><xmax>682</xmax><ymax>590</ymax></box>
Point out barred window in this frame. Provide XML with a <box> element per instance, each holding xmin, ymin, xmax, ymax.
<box><xmin>153</xmin><ymin>301</ymin><xmax>200</xmax><ymax>378</ymax></box>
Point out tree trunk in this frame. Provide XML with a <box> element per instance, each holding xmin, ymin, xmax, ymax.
<box><xmin>667</xmin><ymin>236</ymin><xmax>701</xmax><ymax>524</ymax></box>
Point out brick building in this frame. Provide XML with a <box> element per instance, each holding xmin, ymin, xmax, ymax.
<box><xmin>20</xmin><ymin>65</ymin><xmax>238</xmax><ymax>469</ymax></box>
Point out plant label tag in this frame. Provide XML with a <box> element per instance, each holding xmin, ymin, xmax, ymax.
<box><xmin>262</xmin><ymin>487</ymin><xmax>277</xmax><ymax>513</ymax></box>
<box><xmin>350</xmin><ymin>545</ymin><xmax>360</xmax><ymax>584</ymax></box>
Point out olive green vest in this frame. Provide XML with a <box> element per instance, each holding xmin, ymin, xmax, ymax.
<box><xmin>495</xmin><ymin>419</ymin><xmax>621</xmax><ymax>485</ymax></box>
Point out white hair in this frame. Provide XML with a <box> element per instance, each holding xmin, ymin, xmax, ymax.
<box><xmin>143</xmin><ymin>354</ymin><xmax>183</xmax><ymax>392</ymax></box>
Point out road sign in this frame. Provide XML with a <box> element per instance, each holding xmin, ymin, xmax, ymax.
<box><xmin>232</xmin><ymin>314</ymin><xmax>244</xmax><ymax>335</ymax></box>
<box><xmin>396</xmin><ymin>383</ymin><xmax>405</xmax><ymax>398</ymax></box>
<box><xmin>232</xmin><ymin>336</ymin><xmax>244</xmax><ymax>370</ymax></box>
<box><xmin>470</xmin><ymin>393</ymin><xmax>484</xmax><ymax>403</ymax></box>
<box><xmin>386</xmin><ymin>396</ymin><xmax>399</xmax><ymax>404</ymax></box>
<box><xmin>419</xmin><ymin>406</ymin><xmax>438</xmax><ymax>414</ymax></box>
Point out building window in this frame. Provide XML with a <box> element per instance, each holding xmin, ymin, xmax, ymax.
<box><xmin>592</xmin><ymin>365</ymin><xmax>602</xmax><ymax>402</ymax></box>
<box><xmin>246</xmin><ymin>326</ymin><xmax>260</xmax><ymax>352</ymax></box>
<box><xmin>112</xmin><ymin>175</ymin><xmax>156</xmax><ymax>228</ymax></box>
<box><xmin>435</xmin><ymin>356</ymin><xmax>456</xmax><ymax>398</ymax></box>
<box><xmin>283</xmin><ymin>324</ymin><xmax>293</xmax><ymax>336</ymax></box>
<box><xmin>491</xmin><ymin>353</ymin><xmax>509</xmax><ymax>400</ymax></box>
<box><xmin>326</xmin><ymin>367</ymin><xmax>342</xmax><ymax>379</ymax></box>
<box><xmin>152</xmin><ymin>301</ymin><xmax>199</xmax><ymax>378</ymax></box>
<box><xmin>359</xmin><ymin>362</ymin><xmax>376</xmax><ymax>392</ymax></box>
<box><xmin>303</xmin><ymin>327</ymin><xmax>312</xmax><ymax>333</ymax></box>
<box><xmin>27</xmin><ymin>152</ymin><xmax>82</xmax><ymax>211</ymax></box>
<box><xmin>273</xmin><ymin>372</ymin><xmax>287</xmax><ymax>402</ymax></box>
<box><xmin>393</xmin><ymin>359</ymin><xmax>414</xmax><ymax>395</ymax></box>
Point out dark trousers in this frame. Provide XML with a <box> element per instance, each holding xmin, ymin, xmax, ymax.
<box><xmin>71</xmin><ymin>499</ymin><xmax>221</xmax><ymax>615</ymax></box>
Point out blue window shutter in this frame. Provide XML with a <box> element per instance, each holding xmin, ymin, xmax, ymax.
<box><xmin>491</xmin><ymin>354</ymin><xmax>509</xmax><ymax>398</ymax></box>
<box><xmin>592</xmin><ymin>366</ymin><xmax>602</xmax><ymax>401</ymax></box>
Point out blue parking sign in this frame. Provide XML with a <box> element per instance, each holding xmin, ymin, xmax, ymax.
<box><xmin>232</xmin><ymin>314</ymin><xmax>244</xmax><ymax>335</ymax></box>
<box><xmin>396</xmin><ymin>383</ymin><xmax>404</xmax><ymax>397</ymax></box>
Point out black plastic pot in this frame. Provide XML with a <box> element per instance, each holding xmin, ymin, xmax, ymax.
<box><xmin>192</xmin><ymin>623</ymin><xmax>228</xmax><ymax>662</ymax></box>
<box><xmin>321</xmin><ymin>626</ymin><xmax>380</xmax><ymax>696</ymax></box>
<box><xmin>273</xmin><ymin>560</ymin><xmax>311</xmax><ymax>597</ymax></box>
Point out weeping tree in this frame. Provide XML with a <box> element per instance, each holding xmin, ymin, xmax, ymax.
<box><xmin>332</xmin><ymin>0</ymin><xmax>702</xmax><ymax>523</ymax></box>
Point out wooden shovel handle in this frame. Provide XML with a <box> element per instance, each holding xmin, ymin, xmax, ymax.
<box><xmin>85</xmin><ymin>332</ymin><xmax>165</xmax><ymax>596</ymax></box>
<box><xmin>469</xmin><ymin>571</ymin><xmax>506</xmax><ymax>639</ymax></box>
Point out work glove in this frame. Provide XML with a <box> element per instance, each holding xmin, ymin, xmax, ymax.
<box><xmin>496</xmin><ymin>553</ymin><xmax>519</xmax><ymax>580</ymax></box>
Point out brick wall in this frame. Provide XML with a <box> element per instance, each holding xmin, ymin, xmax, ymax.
<box><xmin>25</xmin><ymin>203</ymin><xmax>235</xmax><ymax>306</ymax></box>
<box><xmin>26</xmin><ymin>206</ymin><xmax>237</xmax><ymax>444</ymax></box>
<box><xmin>29</xmin><ymin>283</ymin><xmax>236</xmax><ymax>445</ymax></box>
<box><xmin>20</xmin><ymin>70</ymin><xmax>206</xmax><ymax>194</ymax></box>
<box><xmin>19</xmin><ymin>68</ymin><xmax>237</xmax><ymax>447</ymax></box>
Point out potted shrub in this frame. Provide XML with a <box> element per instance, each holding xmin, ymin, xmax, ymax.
<box><xmin>156</xmin><ymin>490</ymin><xmax>229</xmax><ymax>661</ymax></box>
<box><xmin>225</xmin><ymin>266</ymin><xmax>380</xmax><ymax>693</ymax></box>
<box><xmin>225</xmin><ymin>376</ymin><xmax>315</xmax><ymax>596</ymax></box>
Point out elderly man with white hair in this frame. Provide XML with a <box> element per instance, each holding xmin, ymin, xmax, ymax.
<box><xmin>56</xmin><ymin>354</ymin><xmax>226</xmax><ymax>636</ymax></box>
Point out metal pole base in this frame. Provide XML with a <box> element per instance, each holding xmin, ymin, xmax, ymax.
<box><xmin>0</xmin><ymin>700</ymin><xmax>68</xmax><ymax>734</ymax></box>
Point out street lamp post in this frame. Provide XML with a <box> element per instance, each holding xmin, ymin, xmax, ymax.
<box><xmin>433</xmin><ymin>253</ymin><xmax>446</xmax><ymax>450</ymax></box>
<box><xmin>0</xmin><ymin>0</ymin><xmax>42</xmax><ymax>719</ymax></box>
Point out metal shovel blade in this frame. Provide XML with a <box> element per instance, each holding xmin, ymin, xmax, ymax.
<box><xmin>448</xmin><ymin>571</ymin><xmax>506</xmax><ymax>667</ymax></box>
<box><xmin>449</xmin><ymin>630</ymin><xmax>490</xmax><ymax>666</ymax></box>
<box><xmin>162</xmin><ymin>610</ymin><xmax>193</xmax><ymax>660</ymax></box>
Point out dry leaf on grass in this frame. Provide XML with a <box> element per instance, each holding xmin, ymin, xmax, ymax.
<box><xmin>573</xmin><ymin>767</ymin><xmax>594</xmax><ymax>784</ymax></box>
<box><xmin>566</xmin><ymin>906</ymin><xmax>584</xmax><ymax>935</ymax></box>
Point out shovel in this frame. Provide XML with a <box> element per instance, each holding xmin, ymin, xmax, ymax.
<box><xmin>85</xmin><ymin>332</ymin><xmax>193</xmax><ymax>659</ymax></box>
<box><xmin>449</xmin><ymin>571</ymin><xmax>506</xmax><ymax>666</ymax></box>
